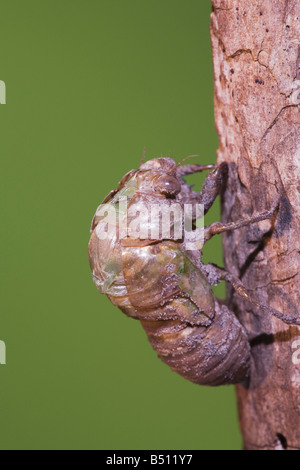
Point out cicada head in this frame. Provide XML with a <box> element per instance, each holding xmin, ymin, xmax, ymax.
<box><xmin>138</xmin><ymin>157</ymin><xmax>181</xmax><ymax>198</ymax></box>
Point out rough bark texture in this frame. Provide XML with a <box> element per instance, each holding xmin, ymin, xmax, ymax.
<box><xmin>210</xmin><ymin>0</ymin><xmax>300</xmax><ymax>450</ymax></box>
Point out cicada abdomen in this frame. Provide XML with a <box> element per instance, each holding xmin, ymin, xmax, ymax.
<box><xmin>121</xmin><ymin>242</ymin><xmax>250</xmax><ymax>386</ymax></box>
<box><xmin>89</xmin><ymin>158</ymin><xmax>251</xmax><ymax>386</ymax></box>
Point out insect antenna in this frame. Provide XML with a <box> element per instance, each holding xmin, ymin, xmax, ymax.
<box><xmin>169</xmin><ymin>154</ymin><xmax>216</xmax><ymax>176</ymax></box>
<box><xmin>166</xmin><ymin>154</ymin><xmax>200</xmax><ymax>175</ymax></box>
<box><xmin>175</xmin><ymin>154</ymin><xmax>200</xmax><ymax>168</ymax></box>
<box><xmin>140</xmin><ymin>147</ymin><xmax>147</xmax><ymax>166</ymax></box>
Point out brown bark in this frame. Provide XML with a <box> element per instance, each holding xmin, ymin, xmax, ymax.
<box><xmin>210</xmin><ymin>0</ymin><xmax>300</xmax><ymax>450</ymax></box>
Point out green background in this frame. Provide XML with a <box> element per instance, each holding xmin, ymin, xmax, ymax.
<box><xmin>0</xmin><ymin>0</ymin><xmax>242</xmax><ymax>450</ymax></box>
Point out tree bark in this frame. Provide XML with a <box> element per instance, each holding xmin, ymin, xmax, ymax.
<box><xmin>210</xmin><ymin>0</ymin><xmax>300</xmax><ymax>450</ymax></box>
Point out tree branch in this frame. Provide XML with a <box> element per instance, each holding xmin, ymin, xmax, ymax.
<box><xmin>211</xmin><ymin>0</ymin><xmax>300</xmax><ymax>450</ymax></box>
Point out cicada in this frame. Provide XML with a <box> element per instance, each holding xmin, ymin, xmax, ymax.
<box><xmin>88</xmin><ymin>157</ymin><xmax>299</xmax><ymax>386</ymax></box>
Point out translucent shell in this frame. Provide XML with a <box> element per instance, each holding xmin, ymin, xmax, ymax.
<box><xmin>122</xmin><ymin>242</ymin><xmax>215</xmax><ymax>326</ymax></box>
<box><xmin>89</xmin><ymin>159</ymin><xmax>250</xmax><ymax>386</ymax></box>
<box><xmin>88</xmin><ymin>173</ymin><xmax>138</xmax><ymax>297</ymax></box>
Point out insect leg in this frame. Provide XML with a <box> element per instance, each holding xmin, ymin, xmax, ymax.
<box><xmin>203</xmin><ymin>263</ymin><xmax>300</xmax><ymax>326</ymax></box>
<box><xmin>197</xmin><ymin>162</ymin><xmax>228</xmax><ymax>213</ymax></box>
<box><xmin>204</xmin><ymin>202</ymin><xmax>279</xmax><ymax>243</ymax></box>
<box><xmin>200</xmin><ymin>262</ymin><xmax>247</xmax><ymax>292</ymax></box>
<box><xmin>177</xmin><ymin>163</ymin><xmax>216</xmax><ymax>179</ymax></box>
<box><xmin>179</xmin><ymin>162</ymin><xmax>228</xmax><ymax>214</ymax></box>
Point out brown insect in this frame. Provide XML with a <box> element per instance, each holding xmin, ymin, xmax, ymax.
<box><xmin>88</xmin><ymin>157</ymin><xmax>299</xmax><ymax>386</ymax></box>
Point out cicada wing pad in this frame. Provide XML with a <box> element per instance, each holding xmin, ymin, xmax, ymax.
<box><xmin>90</xmin><ymin>171</ymin><xmax>138</xmax><ymax>233</ymax></box>
<box><xmin>122</xmin><ymin>241</ymin><xmax>215</xmax><ymax>326</ymax></box>
<box><xmin>89</xmin><ymin>229</ymin><xmax>125</xmax><ymax>296</ymax></box>
<box><xmin>89</xmin><ymin>174</ymin><xmax>139</xmax><ymax>296</ymax></box>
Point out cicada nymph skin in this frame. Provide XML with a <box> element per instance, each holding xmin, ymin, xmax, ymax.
<box><xmin>89</xmin><ymin>157</ymin><xmax>299</xmax><ymax>386</ymax></box>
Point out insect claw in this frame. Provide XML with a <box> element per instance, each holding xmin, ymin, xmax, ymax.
<box><xmin>236</xmin><ymin>285</ymin><xmax>250</xmax><ymax>300</ymax></box>
<box><xmin>270</xmin><ymin>197</ymin><xmax>281</xmax><ymax>215</ymax></box>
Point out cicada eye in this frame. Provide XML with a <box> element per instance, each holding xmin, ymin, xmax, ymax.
<box><xmin>155</xmin><ymin>174</ymin><xmax>181</xmax><ymax>197</ymax></box>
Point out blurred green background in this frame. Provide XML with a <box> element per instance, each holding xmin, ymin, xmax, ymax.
<box><xmin>0</xmin><ymin>0</ymin><xmax>242</xmax><ymax>450</ymax></box>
